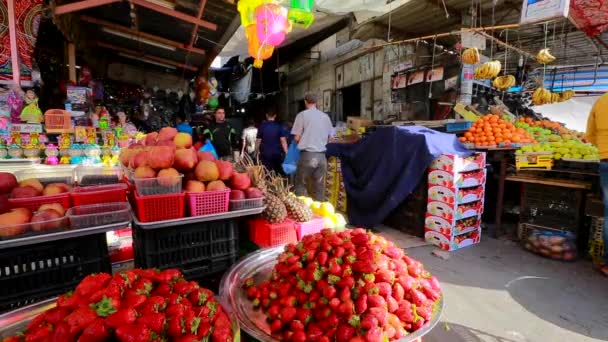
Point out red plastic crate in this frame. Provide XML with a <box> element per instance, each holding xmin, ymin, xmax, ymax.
<box><xmin>133</xmin><ymin>191</ymin><xmax>185</xmax><ymax>223</ymax></box>
<box><xmin>9</xmin><ymin>193</ymin><xmax>71</xmax><ymax>212</ymax></box>
<box><xmin>70</xmin><ymin>183</ymin><xmax>128</xmax><ymax>206</ymax></box>
<box><xmin>186</xmin><ymin>189</ymin><xmax>230</xmax><ymax>217</ymax></box>
<box><xmin>249</xmin><ymin>218</ymin><xmax>297</xmax><ymax>247</ymax></box>
<box><xmin>295</xmin><ymin>216</ymin><xmax>325</xmax><ymax>240</ymax></box>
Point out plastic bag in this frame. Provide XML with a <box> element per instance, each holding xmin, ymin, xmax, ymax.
<box><xmin>199</xmin><ymin>140</ymin><xmax>219</xmax><ymax>159</ymax></box>
<box><xmin>282</xmin><ymin>142</ymin><xmax>300</xmax><ymax>175</ymax></box>
<box><xmin>524</xmin><ymin>229</ymin><xmax>577</xmax><ymax>261</ymax></box>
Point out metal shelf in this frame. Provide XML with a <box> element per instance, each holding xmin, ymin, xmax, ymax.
<box><xmin>133</xmin><ymin>207</ymin><xmax>265</xmax><ymax>230</ymax></box>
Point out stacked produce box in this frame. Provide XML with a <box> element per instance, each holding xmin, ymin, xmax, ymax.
<box><xmin>325</xmin><ymin>157</ymin><xmax>347</xmax><ymax>213</ymax></box>
<box><xmin>424</xmin><ymin>153</ymin><xmax>486</xmax><ymax>251</ymax></box>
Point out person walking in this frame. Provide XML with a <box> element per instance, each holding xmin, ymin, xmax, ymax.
<box><xmin>586</xmin><ymin>92</ymin><xmax>608</xmax><ymax>276</ymax></box>
<box><xmin>203</xmin><ymin>107</ymin><xmax>237</xmax><ymax>159</ymax></box>
<box><xmin>291</xmin><ymin>92</ymin><xmax>333</xmax><ymax>201</ymax></box>
<box><xmin>256</xmin><ymin>109</ymin><xmax>288</xmax><ymax>174</ymax></box>
<box><xmin>241</xmin><ymin>119</ymin><xmax>258</xmax><ymax>161</ymax></box>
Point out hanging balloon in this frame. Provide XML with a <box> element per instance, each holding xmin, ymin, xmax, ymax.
<box><xmin>238</xmin><ymin>0</ymin><xmax>265</xmax><ymax>28</ymax></box>
<box><xmin>288</xmin><ymin>0</ymin><xmax>315</xmax><ymax>28</ymax></box>
<box><xmin>207</xmin><ymin>97</ymin><xmax>219</xmax><ymax>109</ymax></box>
<box><xmin>255</xmin><ymin>3</ymin><xmax>289</xmax><ymax>47</ymax></box>
<box><xmin>246</xmin><ymin>25</ymin><xmax>274</xmax><ymax>68</ymax></box>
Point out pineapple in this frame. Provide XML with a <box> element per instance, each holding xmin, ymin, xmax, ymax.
<box><xmin>263</xmin><ymin>193</ymin><xmax>288</xmax><ymax>223</ymax></box>
<box><xmin>282</xmin><ymin>193</ymin><xmax>313</xmax><ymax>222</ymax></box>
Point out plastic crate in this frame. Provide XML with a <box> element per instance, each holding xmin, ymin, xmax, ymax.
<box><xmin>520</xmin><ymin>183</ymin><xmax>579</xmax><ymax>230</ymax></box>
<box><xmin>75</xmin><ymin>165</ymin><xmax>123</xmax><ymax>186</ymax></box>
<box><xmin>71</xmin><ymin>183</ymin><xmax>128</xmax><ymax>206</ymax></box>
<box><xmin>133</xmin><ymin>175</ymin><xmax>183</xmax><ymax>196</ymax></box>
<box><xmin>8</xmin><ymin>193</ymin><xmax>71</xmax><ymax>212</ymax></box>
<box><xmin>589</xmin><ymin>216</ymin><xmax>604</xmax><ymax>262</ymax></box>
<box><xmin>132</xmin><ymin>191</ymin><xmax>185</xmax><ymax>223</ymax></box>
<box><xmin>44</xmin><ymin>109</ymin><xmax>73</xmax><ymax>134</ymax></box>
<box><xmin>0</xmin><ymin>233</ymin><xmax>110</xmax><ymax>313</ymax></box>
<box><xmin>229</xmin><ymin>197</ymin><xmax>264</xmax><ymax>211</ymax></box>
<box><xmin>15</xmin><ymin>169</ymin><xmax>74</xmax><ymax>186</ymax></box>
<box><xmin>67</xmin><ymin>202</ymin><xmax>131</xmax><ymax>229</ymax></box>
<box><xmin>133</xmin><ymin>219</ymin><xmax>238</xmax><ymax>280</ymax></box>
<box><xmin>295</xmin><ymin>216</ymin><xmax>325</xmax><ymax>240</ymax></box>
<box><xmin>187</xmin><ymin>189</ymin><xmax>230</xmax><ymax>217</ymax></box>
<box><xmin>446</xmin><ymin>121</ymin><xmax>472</xmax><ymax>132</ymax></box>
<box><xmin>249</xmin><ymin>218</ymin><xmax>297</xmax><ymax>247</ymax></box>
<box><xmin>0</xmin><ymin>216</ymin><xmax>69</xmax><ymax>242</ymax></box>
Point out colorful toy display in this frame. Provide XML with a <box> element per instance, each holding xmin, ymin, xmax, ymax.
<box><xmin>288</xmin><ymin>0</ymin><xmax>315</xmax><ymax>27</ymax></box>
<box><xmin>44</xmin><ymin>143</ymin><xmax>59</xmax><ymax>165</ymax></box>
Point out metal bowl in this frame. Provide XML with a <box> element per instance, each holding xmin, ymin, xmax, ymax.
<box><xmin>220</xmin><ymin>246</ymin><xmax>444</xmax><ymax>342</ymax></box>
<box><xmin>0</xmin><ymin>297</ymin><xmax>241</xmax><ymax>340</ymax></box>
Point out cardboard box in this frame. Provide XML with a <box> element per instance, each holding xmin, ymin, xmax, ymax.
<box><xmin>426</xmin><ymin>200</ymin><xmax>484</xmax><ymax>222</ymax></box>
<box><xmin>424</xmin><ymin>214</ymin><xmax>481</xmax><ymax>236</ymax></box>
<box><xmin>429</xmin><ymin>153</ymin><xmax>486</xmax><ymax>173</ymax></box>
<box><xmin>428</xmin><ymin>169</ymin><xmax>486</xmax><ymax>189</ymax></box>
<box><xmin>428</xmin><ymin>185</ymin><xmax>485</xmax><ymax>205</ymax></box>
<box><xmin>347</xmin><ymin>116</ymin><xmax>373</xmax><ymax>130</ymax></box>
<box><xmin>425</xmin><ymin>227</ymin><xmax>481</xmax><ymax>251</ymax></box>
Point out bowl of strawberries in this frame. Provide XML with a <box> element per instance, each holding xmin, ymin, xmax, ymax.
<box><xmin>220</xmin><ymin>228</ymin><xmax>444</xmax><ymax>342</ymax></box>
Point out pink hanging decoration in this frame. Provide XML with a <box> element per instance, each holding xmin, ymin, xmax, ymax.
<box><xmin>255</xmin><ymin>3</ymin><xmax>289</xmax><ymax>47</ymax></box>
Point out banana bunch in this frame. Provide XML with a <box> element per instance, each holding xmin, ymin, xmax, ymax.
<box><xmin>532</xmin><ymin>87</ymin><xmax>552</xmax><ymax>105</ymax></box>
<box><xmin>536</xmin><ymin>48</ymin><xmax>556</xmax><ymax>64</ymax></box>
<box><xmin>558</xmin><ymin>90</ymin><xmax>575</xmax><ymax>101</ymax></box>
<box><xmin>462</xmin><ymin>47</ymin><xmax>480</xmax><ymax>65</ymax></box>
<box><xmin>474</xmin><ymin>60</ymin><xmax>501</xmax><ymax>80</ymax></box>
<box><xmin>492</xmin><ymin>75</ymin><xmax>516</xmax><ymax>90</ymax></box>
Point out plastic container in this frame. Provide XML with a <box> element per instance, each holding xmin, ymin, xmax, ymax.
<box><xmin>14</xmin><ymin>169</ymin><xmax>74</xmax><ymax>186</ymax></box>
<box><xmin>248</xmin><ymin>218</ymin><xmax>297</xmax><ymax>247</ymax></box>
<box><xmin>132</xmin><ymin>191</ymin><xmax>185</xmax><ymax>223</ymax></box>
<box><xmin>0</xmin><ymin>215</ymin><xmax>69</xmax><ymax>241</ymax></box>
<box><xmin>75</xmin><ymin>165</ymin><xmax>122</xmax><ymax>186</ymax></box>
<box><xmin>187</xmin><ymin>189</ymin><xmax>230</xmax><ymax>217</ymax></box>
<box><xmin>229</xmin><ymin>197</ymin><xmax>264</xmax><ymax>211</ymax></box>
<box><xmin>70</xmin><ymin>183</ymin><xmax>128</xmax><ymax>207</ymax></box>
<box><xmin>294</xmin><ymin>216</ymin><xmax>325</xmax><ymax>240</ymax></box>
<box><xmin>67</xmin><ymin>202</ymin><xmax>131</xmax><ymax>229</ymax></box>
<box><xmin>8</xmin><ymin>193</ymin><xmax>71</xmax><ymax>212</ymax></box>
<box><xmin>0</xmin><ymin>233</ymin><xmax>110</xmax><ymax>313</ymax></box>
<box><xmin>133</xmin><ymin>175</ymin><xmax>183</xmax><ymax>196</ymax></box>
<box><xmin>133</xmin><ymin>218</ymin><xmax>238</xmax><ymax>280</ymax></box>
<box><xmin>446</xmin><ymin>121</ymin><xmax>472</xmax><ymax>132</ymax></box>
<box><xmin>515</xmin><ymin>152</ymin><xmax>553</xmax><ymax>170</ymax></box>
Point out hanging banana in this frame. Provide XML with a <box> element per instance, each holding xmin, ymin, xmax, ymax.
<box><xmin>474</xmin><ymin>60</ymin><xmax>502</xmax><ymax>80</ymax></box>
<box><xmin>462</xmin><ymin>47</ymin><xmax>480</xmax><ymax>65</ymax></box>
<box><xmin>536</xmin><ymin>48</ymin><xmax>556</xmax><ymax>64</ymax></box>
<box><xmin>532</xmin><ymin>87</ymin><xmax>553</xmax><ymax>106</ymax></box>
<box><xmin>492</xmin><ymin>75</ymin><xmax>516</xmax><ymax>90</ymax></box>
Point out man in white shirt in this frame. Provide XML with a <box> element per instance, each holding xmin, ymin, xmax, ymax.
<box><xmin>291</xmin><ymin>92</ymin><xmax>334</xmax><ymax>201</ymax></box>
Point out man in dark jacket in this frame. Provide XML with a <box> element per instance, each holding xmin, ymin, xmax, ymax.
<box><xmin>203</xmin><ymin>107</ymin><xmax>237</xmax><ymax>159</ymax></box>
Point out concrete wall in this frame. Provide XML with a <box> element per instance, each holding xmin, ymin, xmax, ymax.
<box><xmin>107</xmin><ymin>63</ymin><xmax>188</xmax><ymax>91</ymax></box>
<box><xmin>282</xmin><ymin>30</ymin><xmax>432</xmax><ymax>122</ymax></box>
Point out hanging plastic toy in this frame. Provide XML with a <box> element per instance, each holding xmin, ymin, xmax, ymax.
<box><xmin>238</xmin><ymin>0</ymin><xmax>265</xmax><ymax>28</ymax></box>
<box><xmin>246</xmin><ymin>25</ymin><xmax>274</xmax><ymax>68</ymax></box>
<box><xmin>288</xmin><ymin>0</ymin><xmax>315</xmax><ymax>28</ymax></box>
<box><xmin>255</xmin><ymin>3</ymin><xmax>289</xmax><ymax>47</ymax></box>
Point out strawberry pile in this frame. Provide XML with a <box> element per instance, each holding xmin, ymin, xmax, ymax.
<box><xmin>3</xmin><ymin>269</ymin><xmax>234</xmax><ymax>342</ymax></box>
<box><xmin>243</xmin><ymin>229</ymin><xmax>441</xmax><ymax>341</ymax></box>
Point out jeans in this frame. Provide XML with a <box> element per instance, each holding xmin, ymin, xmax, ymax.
<box><xmin>599</xmin><ymin>162</ymin><xmax>608</xmax><ymax>262</ymax></box>
<box><xmin>294</xmin><ymin>151</ymin><xmax>327</xmax><ymax>202</ymax></box>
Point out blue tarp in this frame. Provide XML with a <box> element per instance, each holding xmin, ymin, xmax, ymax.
<box><xmin>327</xmin><ymin>126</ymin><xmax>472</xmax><ymax>227</ymax></box>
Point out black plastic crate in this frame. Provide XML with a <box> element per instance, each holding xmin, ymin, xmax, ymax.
<box><xmin>133</xmin><ymin>219</ymin><xmax>238</xmax><ymax>280</ymax></box>
<box><xmin>0</xmin><ymin>233</ymin><xmax>110</xmax><ymax>313</ymax></box>
<box><xmin>520</xmin><ymin>183</ymin><xmax>580</xmax><ymax>231</ymax></box>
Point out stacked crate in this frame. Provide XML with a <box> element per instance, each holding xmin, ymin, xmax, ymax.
<box><xmin>425</xmin><ymin>153</ymin><xmax>486</xmax><ymax>251</ymax></box>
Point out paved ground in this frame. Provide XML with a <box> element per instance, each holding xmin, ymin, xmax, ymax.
<box><xmin>377</xmin><ymin>228</ymin><xmax>608</xmax><ymax>342</ymax></box>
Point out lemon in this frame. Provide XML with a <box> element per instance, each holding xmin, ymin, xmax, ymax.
<box><xmin>334</xmin><ymin>213</ymin><xmax>347</xmax><ymax>228</ymax></box>
<box><xmin>320</xmin><ymin>202</ymin><xmax>335</xmax><ymax>217</ymax></box>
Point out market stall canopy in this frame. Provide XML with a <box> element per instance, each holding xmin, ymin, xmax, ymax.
<box><xmin>53</xmin><ymin>0</ymin><xmax>241</xmax><ymax>76</ymax></box>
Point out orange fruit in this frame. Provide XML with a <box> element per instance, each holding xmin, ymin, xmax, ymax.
<box><xmin>465</xmin><ymin>132</ymin><xmax>473</xmax><ymax>138</ymax></box>
<box><xmin>459</xmin><ymin>137</ymin><xmax>467</xmax><ymax>143</ymax></box>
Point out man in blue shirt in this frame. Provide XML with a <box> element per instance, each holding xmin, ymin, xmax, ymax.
<box><xmin>257</xmin><ymin>109</ymin><xmax>288</xmax><ymax>175</ymax></box>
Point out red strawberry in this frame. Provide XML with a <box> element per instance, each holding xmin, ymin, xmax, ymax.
<box><xmin>407</xmin><ymin>262</ymin><xmax>423</xmax><ymax>277</ymax></box>
<box><xmin>50</xmin><ymin>321</ymin><xmax>78</xmax><ymax>342</ymax></box>
<box><xmin>56</xmin><ymin>291</ymin><xmax>82</xmax><ymax>310</ymax></box>
<box><xmin>317</xmin><ymin>251</ymin><xmax>329</xmax><ymax>266</ymax></box>
<box><xmin>409</xmin><ymin>288</ymin><xmax>428</xmax><ymax>306</ymax></box>
<box><xmin>392</xmin><ymin>283</ymin><xmax>405</xmax><ymax>301</ymax></box>
<box><xmin>75</xmin><ymin>273</ymin><xmax>112</xmax><ymax>298</ymax></box>
<box><xmin>136</xmin><ymin>312</ymin><xmax>166</xmax><ymax>333</ymax></box>
<box><xmin>290</xmin><ymin>320</ymin><xmax>305</xmax><ymax>331</ymax></box>
<box><xmin>122</xmin><ymin>291</ymin><xmax>147</xmax><ymax>309</ymax></box>
<box><xmin>322</xmin><ymin>286</ymin><xmax>336</xmax><ymax>299</ymax></box>
<box><xmin>336</xmin><ymin>276</ymin><xmax>354</xmax><ymax>289</ymax></box>
<box><xmin>188</xmin><ymin>288</ymin><xmax>213</xmax><ymax>307</ymax></box>
<box><xmin>24</xmin><ymin>324</ymin><xmax>53</xmax><ymax>342</ymax></box>
<box><xmin>105</xmin><ymin>308</ymin><xmax>137</xmax><ymax>329</ymax></box>
<box><xmin>329</xmin><ymin>298</ymin><xmax>340</xmax><ymax>310</ymax></box>
<box><xmin>267</xmin><ymin>305</ymin><xmax>280</xmax><ymax>319</ymax></box>
<box><xmin>306</xmin><ymin>324</ymin><xmax>324</xmax><ymax>341</ymax></box>
<box><xmin>292</xmin><ymin>331</ymin><xmax>307</xmax><ymax>342</ymax></box>
<box><xmin>197</xmin><ymin>322</ymin><xmax>212</xmax><ymax>338</ymax></box>
<box><xmin>337</xmin><ymin>300</ymin><xmax>354</xmax><ymax>316</ymax></box>
<box><xmin>387</xmin><ymin>296</ymin><xmax>399</xmax><ymax>313</ymax></box>
<box><xmin>368</xmin><ymin>307</ymin><xmax>388</xmax><ymax>326</ymax></box>
<box><xmin>375</xmin><ymin>282</ymin><xmax>392</xmax><ymax>298</ymax></box>
<box><xmin>428</xmin><ymin>276</ymin><xmax>441</xmax><ymax>291</ymax></box>
<box><xmin>245</xmin><ymin>286</ymin><xmax>259</xmax><ymax>299</ymax></box>
<box><xmin>166</xmin><ymin>304</ymin><xmax>186</xmax><ymax>318</ymax></box>
<box><xmin>78</xmin><ymin>319</ymin><xmax>110</xmax><ymax>342</ymax></box>
<box><xmin>360</xmin><ymin>314</ymin><xmax>378</xmax><ymax>330</ymax></box>
<box><xmin>397</xmin><ymin>275</ymin><xmax>416</xmax><ymax>291</ymax></box>
<box><xmin>139</xmin><ymin>296</ymin><xmax>166</xmax><ymax>315</ymax></box>
<box><xmin>173</xmin><ymin>280</ymin><xmax>198</xmax><ymax>296</ymax></box>
<box><xmin>351</xmin><ymin>233</ymin><xmax>369</xmax><ymax>245</ymax></box>
<box><xmin>367</xmin><ymin>294</ymin><xmax>386</xmax><ymax>308</ymax></box>
<box><xmin>242</xmin><ymin>277</ymin><xmax>255</xmax><ymax>288</ymax></box>
<box><xmin>153</xmin><ymin>269</ymin><xmax>182</xmax><ymax>283</ymax></box>
<box><xmin>355</xmin><ymin>294</ymin><xmax>367</xmax><ymax>314</ymax></box>
<box><xmin>167</xmin><ymin>316</ymin><xmax>185</xmax><ymax>338</ymax></box>
<box><xmin>270</xmin><ymin>319</ymin><xmax>282</xmax><ymax>332</ymax></box>
<box><xmin>336</xmin><ymin>324</ymin><xmax>355</xmax><ymax>342</ymax></box>
<box><xmin>152</xmin><ymin>283</ymin><xmax>172</xmax><ymax>297</ymax></box>
<box><xmin>115</xmin><ymin>323</ymin><xmax>151</xmax><ymax>342</ymax></box>
<box><xmin>385</xmin><ymin>247</ymin><xmax>404</xmax><ymax>259</ymax></box>
<box><xmin>338</xmin><ymin>287</ymin><xmax>351</xmax><ymax>302</ymax></box>
<box><xmin>26</xmin><ymin>313</ymin><xmax>46</xmax><ymax>331</ymax></box>
<box><xmin>42</xmin><ymin>307</ymin><xmax>69</xmax><ymax>325</ymax></box>
<box><xmin>364</xmin><ymin>326</ymin><xmax>384</xmax><ymax>342</ymax></box>
<box><xmin>65</xmin><ymin>307</ymin><xmax>97</xmax><ymax>334</ymax></box>
<box><xmin>279</xmin><ymin>307</ymin><xmax>297</xmax><ymax>323</ymax></box>
<box><xmin>352</xmin><ymin>260</ymin><xmax>374</xmax><ymax>273</ymax></box>
<box><xmin>333</xmin><ymin>246</ymin><xmax>345</xmax><ymax>258</ymax></box>
<box><xmin>176</xmin><ymin>335</ymin><xmax>199</xmax><ymax>342</ymax></box>
<box><xmin>376</xmin><ymin>269</ymin><xmax>396</xmax><ymax>284</ymax></box>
